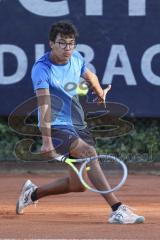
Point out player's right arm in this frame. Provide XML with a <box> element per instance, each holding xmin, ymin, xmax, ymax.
<box><xmin>31</xmin><ymin>62</ymin><xmax>57</xmax><ymax>156</ymax></box>
<box><xmin>36</xmin><ymin>88</ymin><xmax>55</xmax><ymax>153</ymax></box>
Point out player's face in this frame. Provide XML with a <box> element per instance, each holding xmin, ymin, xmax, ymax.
<box><xmin>50</xmin><ymin>33</ymin><xmax>76</xmax><ymax>63</ymax></box>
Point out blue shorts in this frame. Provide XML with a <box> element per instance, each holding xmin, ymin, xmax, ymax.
<box><xmin>51</xmin><ymin>127</ymin><xmax>96</xmax><ymax>156</ymax></box>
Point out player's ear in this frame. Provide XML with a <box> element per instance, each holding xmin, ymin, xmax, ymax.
<box><xmin>49</xmin><ymin>41</ymin><xmax>54</xmax><ymax>49</ymax></box>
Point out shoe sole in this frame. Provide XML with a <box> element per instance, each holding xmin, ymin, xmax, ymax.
<box><xmin>16</xmin><ymin>180</ymin><xmax>31</xmax><ymax>215</ymax></box>
<box><xmin>16</xmin><ymin>200</ymin><xmax>23</xmax><ymax>215</ymax></box>
<box><xmin>135</xmin><ymin>216</ymin><xmax>145</xmax><ymax>224</ymax></box>
<box><xmin>109</xmin><ymin>216</ymin><xmax>145</xmax><ymax>224</ymax></box>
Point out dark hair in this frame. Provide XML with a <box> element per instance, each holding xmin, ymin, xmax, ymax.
<box><xmin>49</xmin><ymin>21</ymin><xmax>79</xmax><ymax>42</ymax></box>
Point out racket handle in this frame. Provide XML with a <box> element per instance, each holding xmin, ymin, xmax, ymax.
<box><xmin>48</xmin><ymin>155</ymin><xmax>66</xmax><ymax>163</ymax></box>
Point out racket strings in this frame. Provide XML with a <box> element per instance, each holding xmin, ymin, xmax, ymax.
<box><xmin>87</xmin><ymin>158</ymin><xmax>113</xmax><ymax>192</ymax></box>
<box><xmin>83</xmin><ymin>156</ymin><xmax>124</xmax><ymax>193</ymax></box>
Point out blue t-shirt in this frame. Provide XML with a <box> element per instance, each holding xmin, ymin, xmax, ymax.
<box><xmin>31</xmin><ymin>50</ymin><xmax>88</xmax><ymax>130</ymax></box>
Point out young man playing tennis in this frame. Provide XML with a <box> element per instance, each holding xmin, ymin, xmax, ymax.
<box><xmin>16</xmin><ymin>21</ymin><xmax>144</xmax><ymax>224</ymax></box>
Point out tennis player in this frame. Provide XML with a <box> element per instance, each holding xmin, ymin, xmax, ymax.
<box><xmin>16</xmin><ymin>21</ymin><xmax>144</xmax><ymax>224</ymax></box>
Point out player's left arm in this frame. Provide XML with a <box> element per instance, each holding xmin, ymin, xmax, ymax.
<box><xmin>83</xmin><ymin>68</ymin><xmax>111</xmax><ymax>105</ymax></box>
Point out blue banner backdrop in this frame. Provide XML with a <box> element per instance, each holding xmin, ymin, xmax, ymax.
<box><xmin>0</xmin><ymin>0</ymin><xmax>160</xmax><ymax>117</ymax></box>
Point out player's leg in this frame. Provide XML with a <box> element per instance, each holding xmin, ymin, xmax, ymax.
<box><xmin>69</xmin><ymin>137</ymin><xmax>120</xmax><ymax>207</ymax></box>
<box><xmin>31</xmin><ymin>161</ymin><xmax>87</xmax><ymax>200</ymax></box>
<box><xmin>67</xmin><ymin>162</ymin><xmax>87</xmax><ymax>192</ymax></box>
<box><xmin>33</xmin><ymin>130</ymin><xmax>87</xmax><ymax>199</ymax></box>
<box><xmin>16</xmin><ymin>129</ymin><xmax>87</xmax><ymax>214</ymax></box>
<box><xmin>70</xmin><ymin>128</ymin><xmax>145</xmax><ymax>224</ymax></box>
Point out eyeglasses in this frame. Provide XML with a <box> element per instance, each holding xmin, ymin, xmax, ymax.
<box><xmin>55</xmin><ymin>41</ymin><xmax>76</xmax><ymax>50</ymax></box>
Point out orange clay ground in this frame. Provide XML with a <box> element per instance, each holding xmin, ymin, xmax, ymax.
<box><xmin>0</xmin><ymin>172</ymin><xmax>160</xmax><ymax>239</ymax></box>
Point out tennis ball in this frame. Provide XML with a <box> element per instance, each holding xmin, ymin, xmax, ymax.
<box><xmin>86</xmin><ymin>166</ymin><xmax>90</xmax><ymax>171</ymax></box>
<box><xmin>76</xmin><ymin>83</ymin><xmax>89</xmax><ymax>96</ymax></box>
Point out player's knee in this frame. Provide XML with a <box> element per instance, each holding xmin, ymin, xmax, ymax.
<box><xmin>81</xmin><ymin>145</ymin><xmax>96</xmax><ymax>158</ymax></box>
<box><xmin>70</xmin><ymin>142</ymin><xmax>96</xmax><ymax>158</ymax></box>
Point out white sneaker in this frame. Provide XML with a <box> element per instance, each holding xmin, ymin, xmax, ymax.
<box><xmin>108</xmin><ymin>204</ymin><xmax>145</xmax><ymax>224</ymax></box>
<box><xmin>16</xmin><ymin>179</ymin><xmax>38</xmax><ymax>215</ymax></box>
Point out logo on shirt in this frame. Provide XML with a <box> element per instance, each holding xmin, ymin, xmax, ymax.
<box><xmin>37</xmin><ymin>80</ymin><xmax>43</xmax><ymax>86</ymax></box>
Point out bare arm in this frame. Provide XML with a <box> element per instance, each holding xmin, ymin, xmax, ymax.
<box><xmin>36</xmin><ymin>89</ymin><xmax>54</xmax><ymax>153</ymax></box>
<box><xmin>83</xmin><ymin>69</ymin><xmax>111</xmax><ymax>106</ymax></box>
<box><xmin>83</xmin><ymin>69</ymin><xmax>104</xmax><ymax>97</ymax></box>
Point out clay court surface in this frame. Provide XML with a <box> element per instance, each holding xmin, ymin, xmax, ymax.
<box><xmin>0</xmin><ymin>171</ymin><xmax>160</xmax><ymax>239</ymax></box>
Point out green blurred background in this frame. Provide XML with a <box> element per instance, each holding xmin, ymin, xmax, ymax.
<box><xmin>1</xmin><ymin>117</ymin><xmax>159</xmax><ymax>163</ymax></box>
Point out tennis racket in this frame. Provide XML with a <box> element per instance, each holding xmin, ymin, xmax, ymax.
<box><xmin>48</xmin><ymin>154</ymin><xmax>128</xmax><ymax>194</ymax></box>
<box><xmin>14</xmin><ymin>140</ymin><xmax>127</xmax><ymax>194</ymax></box>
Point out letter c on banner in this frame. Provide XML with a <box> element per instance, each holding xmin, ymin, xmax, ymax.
<box><xmin>141</xmin><ymin>44</ymin><xmax>160</xmax><ymax>86</ymax></box>
<box><xmin>19</xmin><ymin>0</ymin><xmax>69</xmax><ymax>17</ymax></box>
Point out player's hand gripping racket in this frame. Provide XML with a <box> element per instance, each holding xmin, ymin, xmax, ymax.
<box><xmin>48</xmin><ymin>154</ymin><xmax>128</xmax><ymax>194</ymax></box>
